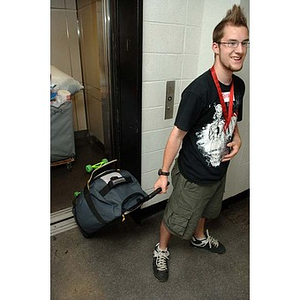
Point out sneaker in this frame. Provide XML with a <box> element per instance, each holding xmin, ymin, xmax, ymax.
<box><xmin>190</xmin><ymin>229</ymin><xmax>226</xmax><ymax>254</ymax></box>
<box><xmin>153</xmin><ymin>243</ymin><xmax>170</xmax><ymax>282</ymax></box>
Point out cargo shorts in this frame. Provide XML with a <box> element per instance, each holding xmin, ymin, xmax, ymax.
<box><xmin>162</xmin><ymin>160</ymin><xmax>226</xmax><ymax>240</ymax></box>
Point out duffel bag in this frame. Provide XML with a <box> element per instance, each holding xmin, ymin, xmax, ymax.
<box><xmin>73</xmin><ymin>162</ymin><xmax>156</xmax><ymax>238</ymax></box>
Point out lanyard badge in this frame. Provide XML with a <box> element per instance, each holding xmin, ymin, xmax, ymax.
<box><xmin>210</xmin><ymin>66</ymin><xmax>234</xmax><ymax>132</ymax></box>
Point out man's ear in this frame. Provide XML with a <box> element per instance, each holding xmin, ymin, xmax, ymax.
<box><xmin>212</xmin><ymin>42</ymin><xmax>219</xmax><ymax>55</ymax></box>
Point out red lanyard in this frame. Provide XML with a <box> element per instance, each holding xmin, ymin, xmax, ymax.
<box><xmin>210</xmin><ymin>66</ymin><xmax>234</xmax><ymax>132</ymax></box>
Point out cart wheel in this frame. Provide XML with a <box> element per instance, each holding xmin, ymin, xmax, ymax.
<box><xmin>85</xmin><ymin>164</ymin><xmax>93</xmax><ymax>173</ymax></box>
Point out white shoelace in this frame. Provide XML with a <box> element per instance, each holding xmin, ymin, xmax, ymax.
<box><xmin>154</xmin><ymin>248</ymin><xmax>169</xmax><ymax>271</ymax></box>
<box><xmin>205</xmin><ymin>229</ymin><xmax>219</xmax><ymax>248</ymax></box>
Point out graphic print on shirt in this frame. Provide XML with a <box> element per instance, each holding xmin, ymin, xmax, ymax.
<box><xmin>195</xmin><ymin>101</ymin><xmax>237</xmax><ymax>167</ymax></box>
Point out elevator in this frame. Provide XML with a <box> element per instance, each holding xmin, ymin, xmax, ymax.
<box><xmin>51</xmin><ymin>0</ymin><xmax>143</xmax><ymax>212</ymax></box>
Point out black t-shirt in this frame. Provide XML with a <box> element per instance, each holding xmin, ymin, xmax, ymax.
<box><xmin>175</xmin><ymin>69</ymin><xmax>245</xmax><ymax>183</ymax></box>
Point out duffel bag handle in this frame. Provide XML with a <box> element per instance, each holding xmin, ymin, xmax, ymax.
<box><xmin>121</xmin><ymin>182</ymin><xmax>170</xmax><ymax>220</ymax></box>
<box><xmin>99</xmin><ymin>175</ymin><xmax>133</xmax><ymax>197</ymax></box>
<box><xmin>143</xmin><ymin>181</ymin><xmax>170</xmax><ymax>202</ymax></box>
<box><xmin>126</xmin><ymin>181</ymin><xmax>170</xmax><ymax>210</ymax></box>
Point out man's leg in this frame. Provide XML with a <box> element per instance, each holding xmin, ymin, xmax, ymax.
<box><xmin>193</xmin><ymin>217</ymin><xmax>206</xmax><ymax>239</ymax></box>
<box><xmin>190</xmin><ymin>175</ymin><xmax>226</xmax><ymax>254</ymax></box>
<box><xmin>153</xmin><ymin>221</ymin><xmax>171</xmax><ymax>282</ymax></box>
<box><xmin>159</xmin><ymin>221</ymin><xmax>172</xmax><ymax>250</ymax></box>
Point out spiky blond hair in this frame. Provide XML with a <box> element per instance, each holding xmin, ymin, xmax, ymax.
<box><xmin>213</xmin><ymin>4</ymin><xmax>248</xmax><ymax>43</ymax></box>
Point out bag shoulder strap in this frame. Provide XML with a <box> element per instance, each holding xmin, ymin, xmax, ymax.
<box><xmin>84</xmin><ymin>186</ymin><xmax>106</xmax><ymax>225</ymax></box>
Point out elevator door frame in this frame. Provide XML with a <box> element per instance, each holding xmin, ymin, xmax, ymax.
<box><xmin>110</xmin><ymin>0</ymin><xmax>143</xmax><ymax>183</ymax></box>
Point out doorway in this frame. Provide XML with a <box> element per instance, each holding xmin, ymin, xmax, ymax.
<box><xmin>50</xmin><ymin>0</ymin><xmax>143</xmax><ymax>214</ymax></box>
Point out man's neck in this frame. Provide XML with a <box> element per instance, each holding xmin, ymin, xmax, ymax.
<box><xmin>213</xmin><ymin>62</ymin><xmax>233</xmax><ymax>85</ymax></box>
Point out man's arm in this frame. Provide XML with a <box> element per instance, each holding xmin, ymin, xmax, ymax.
<box><xmin>154</xmin><ymin>126</ymin><xmax>187</xmax><ymax>194</ymax></box>
<box><xmin>222</xmin><ymin>124</ymin><xmax>242</xmax><ymax>162</ymax></box>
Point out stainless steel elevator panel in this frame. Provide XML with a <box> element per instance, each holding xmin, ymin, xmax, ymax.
<box><xmin>164</xmin><ymin>81</ymin><xmax>175</xmax><ymax>120</ymax></box>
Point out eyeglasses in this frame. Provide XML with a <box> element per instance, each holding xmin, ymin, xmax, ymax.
<box><xmin>218</xmin><ymin>40</ymin><xmax>250</xmax><ymax>48</ymax></box>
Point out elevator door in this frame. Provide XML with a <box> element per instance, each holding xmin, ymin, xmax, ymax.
<box><xmin>77</xmin><ymin>0</ymin><xmax>113</xmax><ymax>158</ymax></box>
<box><xmin>78</xmin><ymin>0</ymin><xmax>143</xmax><ymax>181</ymax></box>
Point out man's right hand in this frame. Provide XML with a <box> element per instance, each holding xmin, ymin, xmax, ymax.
<box><xmin>154</xmin><ymin>176</ymin><xmax>169</xmax><ymax>194</ymax></box>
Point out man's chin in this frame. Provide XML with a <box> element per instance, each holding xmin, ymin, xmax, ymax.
<box><xmin>230</xmin><ymin>64</ymin><xmax>244</xmax><ymax>72</ymax></box>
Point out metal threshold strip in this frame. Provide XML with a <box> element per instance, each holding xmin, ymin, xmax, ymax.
<box><xmin>51</xmin><ymin>207</ymin><xmax>77</xmax><ymax>236</ymax></box>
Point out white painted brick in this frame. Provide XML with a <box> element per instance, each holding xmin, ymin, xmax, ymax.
<box><xmin>182</xmin><ymin>54</ymin><xmax>199</xmax><ymax>79</ymax></box>
<box><xmin>184</xmin><ymin>26</ymin><xmax>201</xmax><ymax>54</ymax></box>
<box><xmin>142</xmin><ymin>170</ymin><xmax>160</xmax><ymax>191</ymax></box>
<box><xmin>142</xmin><ymin>107</ymin><xmax>174</xmax><ymax>132</ymax></box>
<box><xmin>143</xmin><ymin>0</ymin><xmax>188</xmax><ymax>25</ymax></box>
<box><xmin>143</xmin><ymin>23</ymin><xmax>185</xmax><ymax>54</ymax></box>
<box><xmin>142</xmin><ymin>150</ymin><xmax>164</xmax><ymax>173</ymax></box>
<box><xmin>142</xmin><ymin>128</ymin><xmax>172</xmax><ymax>154</ymax></box>
<box><xmin>186</xmin><ymin>0</ymin><xmax>204</xmax><ymax>26</ymax></box>
<box><xmin>143</xmin><ymin>54</ymin><xmax>183</xmax><ymax>82</ymax></box>
<box><xmin>142</xmin><ymin>81</ymin><xmax>166</xmax><ymax>108</ymax></box>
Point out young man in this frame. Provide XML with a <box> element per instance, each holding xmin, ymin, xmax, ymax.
<box><xmin>153</xmin><ymin>5</ymin><xmax>249</xmax><ymax>282</ymax></box>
